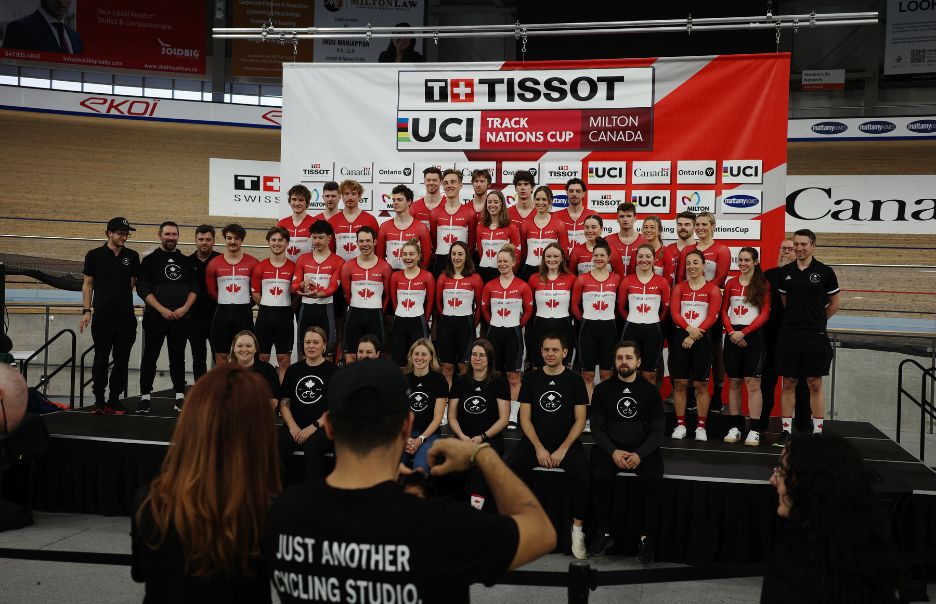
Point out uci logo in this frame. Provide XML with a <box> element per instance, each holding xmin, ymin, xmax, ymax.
<box><xmin>539</xmin><ymin>390</ymin><xmax>562</xmax><ymax>413</ymax></box>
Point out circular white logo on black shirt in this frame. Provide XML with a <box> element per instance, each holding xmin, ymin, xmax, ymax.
<box><xmin>164</xmin><ymin>263</ymin><xmax>181</xmax><ymax>281</ymax></box>
<box><xmin>539</xmin><ymin>390</ymin><xmax>562</xmax><ymax>413</ymax></box>
<box><xmin>616</xmin><ymin>396</ymin><xmax>638</xmax><ymax>419</ymax></box>
<box><xmin>809</xmin><ymin>273</ymin><xmax>820</xmax><ymax>284</ymax></box>
<box><xmin>295</xmin><ymin>375</ymin><xmax>325</xmax><ymax>405</ymax></box>
<box><xmin>410</xmin><ymin>391</ymin><xmax>429</xmax><ymax>412</ymax></box>
<box><xmin>463</xmin><ymin>395</ymin><xmax>487</xmax><ymax>415</ymax></box>
<box><xmin>121</xmin><ymin>257</ymin><xmax>130</xmax><ymax>266</ymax></box>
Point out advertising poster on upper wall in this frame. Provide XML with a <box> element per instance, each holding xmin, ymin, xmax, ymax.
<box><xmin>884</xmin><ymin>0</ymin><xmax>936</xmax><ymax>76</ymax></box>
<box><xmin>0</xmin><ymin>0</ymin><xmax>205</xmax><ymax>73</ymax></box>
<box><xmin>313</xmin><ymin>0</ymin><xmax>424</xmax><ymax>63</ymax></box>
<box><xmin>230</xmin><ymin>0</ymin><xmax>314</xmax><ymax>77</ymax></box>
<box><xmin>280</xmin><ymin>54</ymin><xmax>789</xmax><ymax>268</ymax></box>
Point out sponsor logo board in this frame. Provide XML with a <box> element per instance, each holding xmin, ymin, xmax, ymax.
<box><xmin>719</xmin><ymin>189</ymin><xmax>763</xmax><ymax>214</ymax></box>
<box><xmin>586</xmin><ymin>161</ymin><xmax>627</xmax><ymax>185</ymax></box>
<box><xmin>676</xmin><ymin>160</ymin><xmax>717</xmax><ymax>184</ymax></box>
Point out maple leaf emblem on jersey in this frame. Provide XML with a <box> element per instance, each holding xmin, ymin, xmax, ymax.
<box><xmin>636</xmin><ymin>303</ymin><xmax>651</xmax><ymax>314</ymax></box>
<box><xmin>593</xmin><ymin>300</ymin><xmax>608</xmax><ymax>312</ymax></box>
<box><xmin>226</xmin><ymin>283</ymin><xmax>241</xmax><ymax>294</ymax></box>
<box><xmin>358</xmin><ymin>288</ymin><xmax>375</xmax><ymax>300</ymax></box>
<box><xmin>343</xmin><ymin>242</ymin><xmax>357</xmax><ymax>253</ymax></box>
<box><xmin>734</xmin><ymin>305</ymin><xmax>749</xmax><ymax>316</ymax></box>
<box><xmin>447</xmin><ymin>297</ymin><xmax>463</xmax><ymax>308</ymax></box>
<box><xmin>485</xmin><ymin>248</ymin><xmax>497</xmax><ymax>258</ymax></box>
<box><xmin>269</xmin><ymin>286</ymin><xmax>283</xmax><ymax>296</ymax></box>
<box><xmin>401</xmin><ymin>298</ymin><xmax>415</xmax><ymax>310</ymax></box>
<box><xmin>287</xmin><ymin>246</ymin><xmax>300</xmax><ymax>257</ymax></box>
<box><xmin>443</xmin><ymin>233</ymin><xmax>457</xmax><ymax>244</ymax></box>
<box><xmin>545</xmin><ymin>298</ymin><xmax>559</xmax><ymax>309</ymax></box>
<box><xmin>533</xmin><ymin>247</ymin><xmax>544</xmax><ymax>257</ymax></box>
<box><xmin>497</xmin><ymin>307</ymin><xmax>511</xmax><ymax>318</ymax></box>
<box><xmin>684</xmin><ymin>309</ymin><xmax>700</xmax><ymax>321</ymax></box>
<box><xmin>392</xmin><ymin>248</ymin><xmax>401</xmax><ymax>257</ymax></box>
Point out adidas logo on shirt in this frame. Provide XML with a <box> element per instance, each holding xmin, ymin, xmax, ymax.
<box><xmin>623</xmin><ymin>388</ymin><xmax>630</xmax><ymax>393</ymax></box>
<box><xmin>549</xmin><ymin>381</ymin><xmax>555</xmax><ymax>385</ymax></box>
<box><xmin>784</xmin><ymin>275</ymin><xmax>792</xmax><ymax>280</ymax></box>
<box><xmin>475</xmin><ymin>387</ymin><xmax>481</xmax><ymax>392</ymax></box>
<box><xmin>168</xmin><ymin>258</ymin><xmax>175</xmax><ymax>263</ymax></box>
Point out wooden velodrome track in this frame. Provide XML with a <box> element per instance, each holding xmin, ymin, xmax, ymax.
<box><xmin>1</xmin><ymin>108</ymin><xmax>934</xmax><ymax>319</ymax></box>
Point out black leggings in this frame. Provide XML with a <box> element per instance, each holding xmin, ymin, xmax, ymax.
<box><xmin>589</xmin><ymin>447</ymin><xmax>663</xmax><ymax>539</ymax></box>
<box><xmin>506</xmin><ymin>439</ymin><xmax>589</xmax><ymax>521</ymax></box>
<box><xmin>140</xmin><ymin>312</ymin><xmax>187</xmax><ymax>395</ymax></box>
<box><xmin>276</xmin><ymin>425</ymin><xmax>334</xmax><ymax>483</ymax></box>
<box><xmin>391</xmin><ymin>316</ymin><xmax>429</xmax><ymax>366</ymax></box>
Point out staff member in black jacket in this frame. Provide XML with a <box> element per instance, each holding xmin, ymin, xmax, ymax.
<box><xmin>187</xmin><ymin>224</ymin><xmax>220</xmax><ymax>381</ymax></box>
<box><xmin>588</xmin><ymin>341</ymin><xmax>664</xmax><ymax>564</ymax></box>
<box><xmin>136</xmin><ymin>221</ymin><xmax>199</xmax><ymax>414</ymax></box>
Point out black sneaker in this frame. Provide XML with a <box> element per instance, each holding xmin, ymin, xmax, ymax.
<box><xmin>103</xmin><ymin>401</ymin><xmax>128</xmax><ymax>415</ymax></box>
<box><xmin>588</xmin><ymin>532</ymin><xmax>614</xmax><ymax>558</ymax></box>
<box><xmin>91</xmin><ymin>402</ymin><xmax>106</xmax><ymax>415</ymax></box>
<box><xmin>136</xmin><ymin>399</ymin><xmax>151</xmax><ymax>415</ymax></box>
<box><xmin>773</xmin><ymin>431</ymin><xmax>791</xmax><ymax>448</ymax></box>
<box><xmin>637</xmin><ymin>536</ymin><xmax>654</xmax><ymax>565</ymax></box>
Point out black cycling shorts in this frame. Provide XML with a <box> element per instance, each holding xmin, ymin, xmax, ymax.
<box><xmin>255</xmin><ymin>305</ymin><xmax>294</xmax><ymax>355</ymax></box>
<box><xmin>577</xmin><ymin>318</ymin><xmax>616</xmax><ymax>371</ymax></box>
<box><xmin>668</xmin><ymin>327</ymin><xmax>712</xmax><ymax>382</ymax></box>
<box><xmin>210</xmin><ymin>304</ymin><xmax>254</xmax><ymax>354</ymax></box>
<box><xmin>723</xmin><ymin>326</ymin><xmax>766</xmax><ymax>379</ymax></box>
<box><xmin>436</xmin><ymin>314</ymin><xmax>476</xmax><ymax>365</ymax></box>
<box><xmin>486</xmin><ymin>325</ymin><xmax>524</xmax><ymax>372</ymax></box>
<box><xmin>619</xmin><ymin>321</ymin><xmax>664</xmax><ymax>372</ymax></box>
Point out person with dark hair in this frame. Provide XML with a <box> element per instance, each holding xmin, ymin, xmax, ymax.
<box><xmin>572</xmin><ymin>237</ymin><xmax>620</xmax><ymax>401</ymax></box>
<box><xmin>666</xmin><ymin>212</ymin><xmax>696</xmax><ymax>285</ymax></box>
<box><xmin>669</xmin><ymin>249</ymin><xmax>722</xmax><ymax>441</ymax></box>
<box><xmin>410</xmin><ymin>167</ymin><xmax>443</xmax><ymax>230</ymax></box>
<box><xmin>557</xmin><ymin>178</ymin><xmax>589</xmax><ymax>249</ymax></box>
<box><xmin>205</xmin><ymin>223</ymin><xmax>258</xmax><ymax>367</ymax></box>
<box><xmin>721</xmin><ymin>247</ymin><xmax>771</xmax><ymax>445</ymax></box>
<box><xmin>507</xmin><ymin>334</ymin><xmax>589</xmax><ymax>559</ymax></box>
<box><xmin>2</xmin><ymin>0</ymin><xmax>84</xmax><ymax>54</ymax></box>
<box><xmin>136</xmin><ymin>220</ymin><xmax>198</xmax><ymax>413</ymax></box>
<box><xmin>228</xmin><ymin>331</ymin><xmax>279</xmax><ymax>407</ymax></box>
<box><xmin>519</xmin><ymin>186</ymin><xmax>570</xmax><ymax>281</ymax></box>
<box><xmin>476</xmin><ymin>189</ymin><xmax>521</xmax><ymax>284</ymax></box>
<box><xmin>447</xmin><ymin>339</ymin><xmax>511</xmax><ymax>510</ymax></box>
<box><xmin>262</xmin><ymin>358</ymin><xmax>555</xmax><ymax>602</ymax></box>
<box><xmin>277</xmin><ymin>184</ymin><xmax>315</xmax><ymax>262</ymax></box>
<box><xmin>588</xmin><ymin>342</ymin><xmax>664</xmax><ymax>563</ymax></box>
<box><xmin>355</xmin><ymin>334</ymin><xmax>382</xmax><ymax>360</ymax></box>
<box><xmin>132</xmin><ymin>364</ymin><xmax>280</xmax><ymax>601</ymax></box>
<box><xmin>774</xmin><ymin>229</ymin><xmax>840</xmax><ymax>447</ymax></box>
<box><xmin>377</xmin><ymin>184</ymin><xmax>432</xmax><ymax>270</ymax></box>
<box><xmin>329</xmin><ymin>180</ymin><xmax>379</xmax><ymax>261</ymax></box>
<box><xmin>340</xmin><ymin>227</ymin><xmax>392</xmax><ymax>364</ymax></box>
<box><xmin>617</xmin><ymin>243</ymin><xmax>670</xmax><ymax>386</ymax></box>
<box><xmin>430</xmin><ymin>169</ymin><xmax>476</xmax><ymax>277</ymax></box>
<box><xmin>470</xmin><ymin>168</ymin><xmax>493</xmax><ymax>219</ymax></box>
<box><xmin>312</xmin><ymin>181</ymin><xmax>341</xmax><ymax>223</ymax></box>
<box><xmin>401</xmin><ymin>339</ymin><xmax>449</xmax><ymax>473</ymax></box>
<box><xmin>507</xmin><ymin>170</ymin><xmax>536</xmax><ymax>229</ymax></box>
<box><xmin>251</xmin><ymin>227</ymin><xmax>295</xmax><ymax>381</ymax></box>
<box><xmin>377</xmin><ymin>22</ymin><xmax>423</xmax><ymax>62</ymax></box>
<box><xmin>80</xmin><ymin>217</ymin><xmax>139</xmax><ymax>414</ymax></box>
<box><xmin>608</xmin><ymin>202</ymin><xmax>646</xmax><ymax>277</ymax></box>
<box><xmin>188</xmin><ymin>224</ymin><xmax>220</xmax><ymax>381</ymax></box>
<box><xmin>762</xmin><ymin>434</ymin><xmax>901</xmax><ymax>603</ymax></box>
<box><xmin>435</xmin><ymin>241</ymin><xmax>483</xmax><ymax>384</ymax></box>
<box><xmin>389</xmin><ymin>239</ymin><xmax>435</xmax><ymax>367</ymax></box>
<box><xmin>569</xmin><ymin>214</ymin><xmax>611</xmax><ymax>275</ymax></box>
<box><xmin>528</xmin><ymin>243</ymin><xmax>575</xmax><ymax>370</ymax></box>
<box><xmin>278</xmin><ymin>326</ymin><xmax>338</xmax><ymax>481</ymax></box>
<box><xmin>293</xmin><ymin>220</ymin><xmax>343</xmax><ymax>360</ymax></box>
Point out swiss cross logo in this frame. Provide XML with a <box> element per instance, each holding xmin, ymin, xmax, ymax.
<box><xmin>497</xmin><ymin>307</ymin><xmax>511</xmax><ymax>318</ymax></box>
<box><xmin>234</xmin><ymin>175</ymin><xmax>279</xmax><ymax>191</ymax></box>
<box><xmin>226</xmin><ymin>283</ymin><xmax>241</xmax><ymax>294</ymax></box>
<box><xmin>343</xmin><ymin>242</ymin><xmax>358</xmax><ymax>254</ymax></box>
<box><xmin>684</xmin><ymin>309</ymin><xmax>700</xmax><ymax>321</ymax></box>
<box><xmin>269</xmin><ymin>286</ymin><xmax>284</xmax><ymax>296</ymax></box>
<box><xmin>449</xmin><ymin>78</ymin><xmax>474</xmax><ymax>102</ymax></box>
<box><xmin>424</xmin><ymin>78</ymin><xmax>474</xmax><ymax>102</ymax></box>
<box><xmin>401</xmin><ymin>298</ymin><xmax>416</xmax><ymax>310</ymax></box>
<box><xmin>636</xmin><ymin>303</ymin><xmax>651</xmax><ymax>314</ymax></box>
<box><xmin>443</xmin><ymin>233</ymin><xmax>458</xmax><ymax>244</ymax></box>
<box><xmin>358</xmin><ymin>288</ymin><xmax>375</xmax><ymax>300</ymax></box>
<box><xmin>287</xmin><ymin>245</ymin><xmax>300</xmax><ymax>257</ymax></box>
<box><xmin>734</xmin><ymin>305</ymin><xmax>749</xmax><ymax>316</ymax></box>
<box><xmin>447</xmin><ymin>297</ymin><xmax>463</xmax><ymax>308</ymax></box>
<box><xmin>593</xmin><ymin>300</ymin><xmax>608</xmax><ymax>312</ymax></box>
<box><xmin>262</xmin><ymin>176</ymin><xmax>280</xmax><ymax>192</ymax></box>
<box><xmin>545</xmin><ymin>298</ymin><xmax>560</xmax><ymax>308</ymax></box>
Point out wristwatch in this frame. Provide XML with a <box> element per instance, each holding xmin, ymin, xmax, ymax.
<box><xmin>418</xmin><ymin>435</ymin><xmax>426</xmax><ymax>444</ymax></box>
<box><xmin>82</xmin><ymin>308</ymin><xmax>92</xmax><ymax>314</ymax></box>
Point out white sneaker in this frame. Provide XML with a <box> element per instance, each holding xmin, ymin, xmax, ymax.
<box><xmin>571</xmin><ymin>529</ymin><xmax>587</xmax><ymax>560</ymax></box>
<box><xmin>671</xmin><ymin>425</ymin><xmax>687</xmax><ymax>440</ymax></box>
<box><xmin>583</xmin><ymin>419</ymin><xmax>591</xmax><ymax>433</ymax></box>
<box><xmin>695</xmin><ymin>427</ymin><xmax>708</xmax><ymax>442</ymax></box>
<box><xmin>744</xmin><ymin>430</ymin><xmax>761</xmax><ymax>446</ymax></box>
<box><xmin>723</xmin><ymin>427</ymin><xmax>741</xmax><ymax>443</ymax></box>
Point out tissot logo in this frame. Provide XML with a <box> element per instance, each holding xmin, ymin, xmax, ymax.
<box><xmin>234</xmin><ymin>175</ymin><xmax>280</xmax><ymax>192</ymax></box>
<box><xmin>425</xmin><ymin>78</ymin><xmax>474</xmax><ymax>102</ymax></box>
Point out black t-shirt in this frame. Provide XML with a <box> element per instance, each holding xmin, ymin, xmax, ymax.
<box><xmin>250</xmin><ymin>361</ymin><xmax>280</xmax><ymax>400</ymax></box>
<box><xmin>262</xmin><ymin>480</ymin><xmax>519</xmax><ymax>604</ymax></box>
<box><xmin>137</xmin><ymin>248</ymin><xmax>199</xmax><ymax>313</ymax></box>
<box><xmin>189</xmin><ymin>250</ymin><xmax>221</xmax><ymax>318</ymax></box>
<box><xmin>777</xmin><ymin>258</ymin><xmax>839</xmax><ymax>340</ymax></box>
<box><xmin>517</xmin><ymin>368</ymin><xmax>588</xmax><ymax>449</ymax></box>
<box><xmin>83</xmin><ymin>243</ymin><xmax>140</xmax><ymax>313</ymax></box>
<box><xmin>406</xmin><ymin>370</ymin><xmax>449</xmax><ymax>435</ymax></box>
<box><xmin>280</xmin><ymin>360</ymin><xmax>338</xmax><ymax>428</ymax></box>
<box><xmin>590</xmin><ymin>374</ymin><xmax>665</xmax><ymax>460</ymax></box>
<box><xmin>132</xmin><ymin>489</ymin><xmax>271</xmax><ymax>604</ymax></box>
<box><xmin>450</xmin><ymin>375</ymin><xmax>510</xmax><ymax>438</ymax></box>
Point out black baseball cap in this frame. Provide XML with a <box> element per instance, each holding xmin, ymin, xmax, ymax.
<box><xmin>106</xmin><ymin>217</ymin><xmax>136</xmax><ymax>232</ymax></box>
<box><xmin>327</xmin><ymin>359</ymin><xmax>410</xmax><ymax>419</ymax></box>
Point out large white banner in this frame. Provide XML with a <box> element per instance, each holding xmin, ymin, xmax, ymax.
<box><xmin>884</xmin><ymin>0</ymin><xmax>936</xmax><ymax>76</ymax></box>
<box><xmin>314</xmin><ymin>0</ymin><xmax>425</xmax><ymax>63</ymax></box>
<box><xmin>786</xmin><ymin>175</ymin><xmax>936</xmax><ymax>234</ymax></box>
<box><xmin>209</xmin><ymin>158</ymin><xmax>281</xmax><ymax>219</ymax></box>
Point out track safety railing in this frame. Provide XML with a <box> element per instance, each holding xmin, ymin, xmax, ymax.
<box><xmin>896</xmin><ymin>359</ymin><xmax>936</xmax><ymax>462</ymax></box>
<box><xmin>18</xmin><ymin>328</ymin><xmax>76</xmax><ymax>408</ymax></box>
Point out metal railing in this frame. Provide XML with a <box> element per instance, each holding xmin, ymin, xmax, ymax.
<box><xmin>18</xmin><ymin>328</ymin><xmax>76</xmax><ymax>408</ymax></box>
<box><xmin>896</xmin><ymin>359</ymin><xmax>936</xmax><ymax>462</ymax></box>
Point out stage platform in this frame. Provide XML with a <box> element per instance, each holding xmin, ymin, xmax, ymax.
<box><xmin>9</xmin><ymin>390</ymin><xmax>936</xmax><ymax>566</ymax></box>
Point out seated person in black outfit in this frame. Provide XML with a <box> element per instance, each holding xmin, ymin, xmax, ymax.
<box><xmin>261</xmin><ymin>358</ymin><xmax>556</xmax><ymax>603</ymax></box>
<box><xmin>506</xmin><ymin>333</ymin><xmax>589</xmax><ymax>560</ymax></box>
<box><xmin>132</xmin><ymin>364</ymin><xmax>280</xmax><ymax>602</ymax></box>
<box><xmin>761</xmin><ymin>434</ymin><xmax>901</xmax><ymax>603</ymax></box>
<box><xmin>228</xmin><ymin>330</ymin><xmax>279</xmax><ymax>407</ymax></box>
<box><xmin>401</xmin><ymin>338</ymin><xmax>449</xmax><ymax>473</ymax></box>
<box><xmin>278</xmin><ymin>326</ymin><xmax>338</xmax><ymax>482</ymax></box>
<box><xmin>355</xmin><ymin>333</ymin><xmax>382</xmax><ymax>361</ymax></box>
<box><xmin>588</xmin><ymin>341</ymin><xmax>664</xmax><ymax>564</ymax></box>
